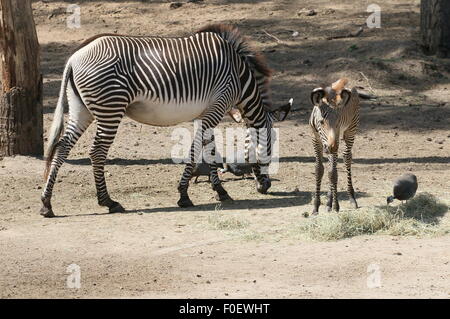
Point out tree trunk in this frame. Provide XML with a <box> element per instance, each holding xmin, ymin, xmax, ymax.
<box><xmin>0</xmin><ymin>0</ymin><xmax>43</xmax><ymax>157</ymax></box>
<box><xmin>421</xmin><ymin>0</ymin><xmax>450</xmax><ymax>58</ymax></box>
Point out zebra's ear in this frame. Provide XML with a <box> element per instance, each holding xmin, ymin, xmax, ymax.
<box><xmin>228</xmin><ymin>108</ymin><xmax>243</xmax><ymax>123</ymax></box>
<box><xmin>273</xmin><ymin>98</ymin><xmax>292</xmax><ymax>121</ymax></box>
<box><xmin>310</xmin><ymin>88</ymin><xmax>325</xmax><ymax>106</ymax></box>
<box><xmin>340</xmin><ymin>88</ymin><xmax>352</xmax><ymax>107</ymax></box>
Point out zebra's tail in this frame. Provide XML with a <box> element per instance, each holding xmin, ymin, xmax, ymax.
<box><xmin>44</xmin><ymin>59</ymin><xmax>72</xmax><ymax>180</ymax></box>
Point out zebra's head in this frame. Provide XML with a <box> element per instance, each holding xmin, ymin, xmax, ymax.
<box><xmin>241</xmin><ymin>99</ymin><xmax>292</xmax><ymax>194</ymax></box>
<box><xmin>209</xmin><ymin>23</ymin><xmax>292</xmax><ymax>193</ymax></box>
<box><xmin>310</xmin><ymin>81</ymin><xmax>352</xmax><ymax>154</ymax></box>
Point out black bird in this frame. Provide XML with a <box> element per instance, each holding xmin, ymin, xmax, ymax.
<box><xmin>219</xmin><ymin>163</ymin><xmax>253</xmax><ymax>179</ymax></box>
<box><xmin>192</xmin><ymin>162</ymin><xmax>224</xmax><ymax>184</ymax></box>
<box><xmin>387</xmin><ymin>173</ymin><xmax>418</xmax><ymax>204</ymax></box>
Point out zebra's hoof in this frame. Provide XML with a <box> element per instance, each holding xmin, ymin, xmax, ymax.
<box><xmin>255</xmin><ymin>175</ymin><xmax>271</xmax><ymax>194</ymax></box>
<box><xmin>109</xmin><ymin>202</ymin><xmax>125</xmax><ymax>213</ymax></box>
<box><xmin>40</xmin><ymin>206</ymin><xmax>55</xmax><ymax>218</ymax></box>
<box><xmin>350</xmin><ymin>198</ymin><xmax>358</xmax><ymax>209</ymax></box>
<box><xmin>256</xmin><ymin>182</ymin><xmax>271</xmax><ymax>194</ymax></box>
<box><xmin>216</xmin><ymin>192</ymin><xmax>233</xmax><ymax>202</ymax></box>
<box><xmin>178</xmin><ymin>197</ymin><xmax>194</xmax><ymax>208</ymax></box>
<box><xmin>326</xmin><ymin>206</ymin><xmax>332</xmax><ymax>212</ymax></box>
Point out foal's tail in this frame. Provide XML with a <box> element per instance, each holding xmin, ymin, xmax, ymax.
<box><xmin>44</xmin><ymin>60</ymin><xmax>72</xmax><ymax>180</ymax></box>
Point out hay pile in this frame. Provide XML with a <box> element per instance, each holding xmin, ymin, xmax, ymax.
<box><xmin>296</xmin><ymin>193</ymin><xmax>449</xmax><ymax>241</ymax></box>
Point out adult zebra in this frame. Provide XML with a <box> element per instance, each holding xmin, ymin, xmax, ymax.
<box><xmin>40</xmin><ymin>24</ymin><xmax>290</xmax><ymax>217</ymax></box>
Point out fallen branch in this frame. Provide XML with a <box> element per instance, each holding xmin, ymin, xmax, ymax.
<box><xmin>326</xmin><ymin>27</ymin><xmax>363</xmax><ymax>40</ymax></box>
<box><xmin>262</xmin><ymin>29</ymin><xmax>283</xmax><ymax>43</ymax></box>
<box><xmin>359</xmin><ymin>71</ymin><xmax>376</xmax><ymax>95</ymax></box>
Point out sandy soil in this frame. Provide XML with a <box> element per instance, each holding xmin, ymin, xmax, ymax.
<box><xmin>0</xmin><ymin>0</ymin><xmax>449</xmax><ymax>298</ymax></box>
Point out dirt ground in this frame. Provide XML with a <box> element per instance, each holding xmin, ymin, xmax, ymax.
<box><xmin>0</xmin><ymin>0</ymin><xmax>449</xmax><ymax>298</ymax></box>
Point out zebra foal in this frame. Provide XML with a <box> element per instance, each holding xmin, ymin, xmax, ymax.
<box><xmin>309</xmin><ymin>78</ymin><xmax>360</xmax><ymax>214</ymax></box>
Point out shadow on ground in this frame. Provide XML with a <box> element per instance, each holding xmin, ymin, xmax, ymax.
<box><xmin>65</xmin><ymin>155</ymin><xmax>450</xmax><ymax>166</ymax></box>
<box><xmin>51</xmin><ymin>190</ymin><xmax>373</xmax><ymax>218</ymax></box>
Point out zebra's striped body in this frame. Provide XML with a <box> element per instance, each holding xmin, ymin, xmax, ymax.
<box><xmin>309</xmin><ymin>79</ymin><xmax>360</xmax><ymax>214</ymax></box>
<box><xmin>76</xmin><ymin>33</ymin><xmax>240</xmax><ymax>126</ymax></box>
<box><xmin>40</xmin><ymin>25</ymin><xmax>290</xmax><ymax>217</ymax></box>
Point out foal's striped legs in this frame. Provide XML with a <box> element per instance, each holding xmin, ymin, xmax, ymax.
<box><xmin>326</xmin><ymin>152</ymin><xmax>339</xmax><ymax>212</ymax></box>
<box><xmin>343</xmin><ymin>130</ymin><xmax>358</xmax><ymax>208</ymax></box>
<box><xmin>312</xmin><ymin>136</ymin><xmax>324</xmax><ymax>215</ymax></box>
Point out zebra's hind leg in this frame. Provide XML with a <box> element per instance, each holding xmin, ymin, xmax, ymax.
<box><xmin>89</xmin><ymin>117</ymin><xmax>125</xmax><ymax>213</ymax></box>
<box><xmin>312</xmin><ymin>137</ymin><xmax>324</xmax><ymax>215</ymax></box>
<box><xmin>41</xmin><ymin>93</ymin><xmax>93</xmax><ymax>217</ymax></box>
<box><xmin>252</xmin><ymin>164</ymin><xmax>271</xmax><ymax>194</ymax></box>
<box><xmin>343</xmin><ymin>131</ymin><xmax>358</xmax><ymax>209</ymax></box>
<box><xmin>212</xmin><ymin>170</ymin><xmax>232</xmax><ymax>200</ymax></box>
<box><xmin>327</xmin><ymin>152</ymin><xmax>340</xmax><ymax>212</ymax></box>
<box><xmin>41</xmin><ymin>123</ymin><xmax>91</xmax><ymax>217</ymax></box>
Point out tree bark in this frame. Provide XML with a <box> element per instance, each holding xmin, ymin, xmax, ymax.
<box><xmin>0</xmin><ymin>0</ymin><xmax>43</xmax><ymax>157</ymax></box>
<box><xmin>421</xmin><ymin>0</ymin><xmax>450</xmax><ymax>58</ymax></box>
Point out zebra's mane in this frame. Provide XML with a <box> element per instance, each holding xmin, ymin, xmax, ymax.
<box><xmin>197</xmin><ymin>24</ymin><xmax>273</xmax><ymax>109</ymax></box>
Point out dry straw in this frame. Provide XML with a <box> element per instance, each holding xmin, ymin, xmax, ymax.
<box><xmin>295</xmin><ymin>193</ymin><xmax>449</xmax><ymax>241</ymax></box>
<box><xmin>207</xmin><ymin>203</ymin><xmax>249</xmax><ymax>230</ymax></box>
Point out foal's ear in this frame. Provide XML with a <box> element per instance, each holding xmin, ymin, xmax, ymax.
<box><xmin>340</xmin><ymin>88</ymin><xmax>352</xmax><ymax>107</ymax></box>
<box><xmin>310</xmin><ymin>88</ymin><xmax>325</xmax><ymax>106</ymax></box>
<box><xmin>228</xmin><ymin>108</ymin><xmax>243</xmax><ymax>123</ymax></box>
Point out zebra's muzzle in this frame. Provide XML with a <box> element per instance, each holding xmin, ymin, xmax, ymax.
<box><xmin>326</xmin><ymin>130</ymin><xmax>338</xmax><ymax>153</ymax></box>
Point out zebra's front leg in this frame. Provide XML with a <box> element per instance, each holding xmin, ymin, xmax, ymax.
<box><xmin>177</xmin><ymin>127</ymin><xmax>203</xmax><ymax>207</ymax></box>
<box><xmin>312</xmin><ymin>138</ymin><xmax>324</xmax><ymax>215</ymax></box>
<box><xmin>177</xmin><ymin>162</ymin><xmax>195</xmax><ymax>207</ymax></box>
<box><xmin>252</xmin><ymin>164</ymin><xmax>271</xmax><ymax>194</ymax></box>
<box><xmin>211</xmin><ymin>165</ymin><xmax>232</xmax><ymax>202</ymax></box>
<box><xmin>204</xmin><ymin>135</ymin><xmax>232</xmax><ymax>202</ymax></box>
<box><xmin>245</xmin><ymin>126</ymin><xmax>271</xmax><ymax>194</ymax></box>
<box><xmin>90</xmin><ymin>121</ymin><xmax>125</xmax><ymax>213</ymax></box>
<box><xmin>343</xmin><ymin>132</ymin><xmax>358</xmax><ymax>209</ymax></box>
<box><xmin>177</xmin><ymin>106</ymin><xmax>227</xmax><ymax>207</ymax></box>
<box><xmin>327</xmin><ymin>152</ymin><xmax>339</xmax><ymax>212</ymax></box>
